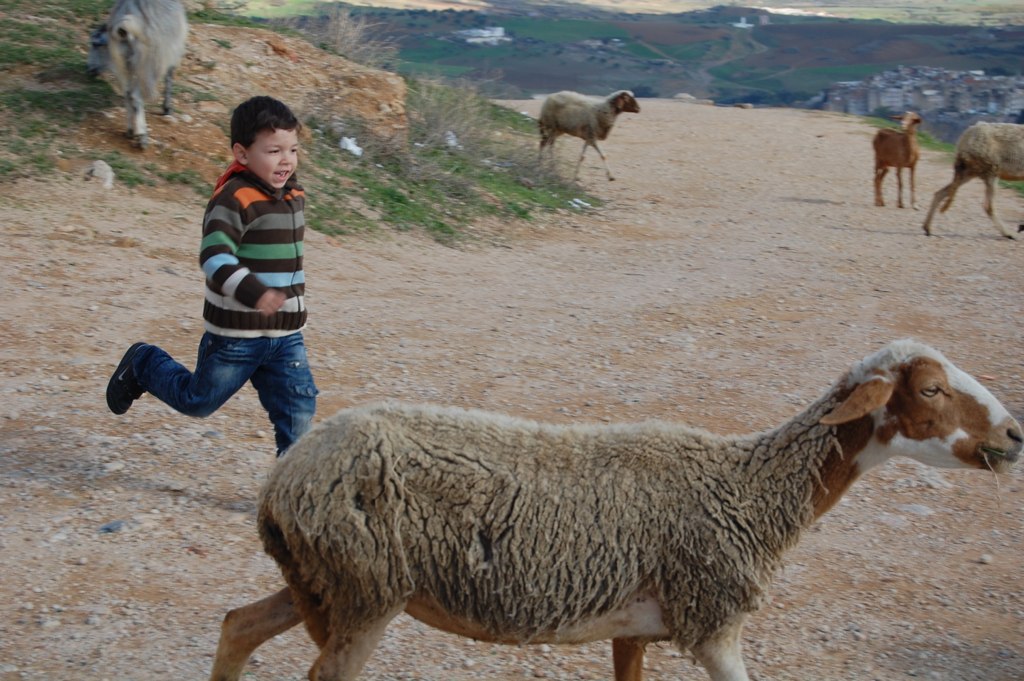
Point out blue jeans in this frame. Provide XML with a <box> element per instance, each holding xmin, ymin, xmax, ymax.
<box><xmin>134</xmin><ymin>332</ymin><xmax>318</xmax><ymax>456</ymax></box>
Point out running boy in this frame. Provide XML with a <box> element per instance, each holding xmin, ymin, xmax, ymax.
<box><xmin>106</xmin><ymin>95</ymin><xmax>318</xmax><ymax>456</ymax></box>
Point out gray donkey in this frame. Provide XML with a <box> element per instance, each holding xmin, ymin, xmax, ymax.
<box><xmin>88</xmin><ymin>0</ymin><xmax>188</xmax><ymax>148</ymax></box>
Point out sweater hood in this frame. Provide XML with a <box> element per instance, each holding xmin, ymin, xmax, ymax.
<box><xmin>213</xmin><ymin>161</ymin><xmax>301</xmax><ymax>198</ymax></box>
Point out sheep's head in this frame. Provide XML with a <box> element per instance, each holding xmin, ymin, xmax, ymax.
<box><xmin>821</xmin><ymin>340</ymin><xmax>1022</xmax><ymax>474</ymax></box>
<box><xmin>610</xmin><ymin>90</ymin><xmax>640</xmax><ymax>115</ymax></box>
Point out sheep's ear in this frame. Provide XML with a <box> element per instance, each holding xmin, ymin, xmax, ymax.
<box><xmin>820</xmin><ymin>377</ymin><xmax>893</xmax><ymax>425</ymax></box>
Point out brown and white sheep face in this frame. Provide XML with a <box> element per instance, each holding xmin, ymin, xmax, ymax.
<box><xmin>822</xmin><ymin>350</ymin><xmax>1022</xmax><ymax>474</ymax></box>
<box><xmin>612</xmin><ymin>90</ymin><xmax>641</xmax><ymax>115</ymax></box>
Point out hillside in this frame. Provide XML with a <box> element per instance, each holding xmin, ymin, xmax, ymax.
<box><xmin>265</xmin><ymin>3</ymin><xmax>1024</xmax><ymax>105</ymax></box>
<box><xmin>1</xmin><ymin>2</ymin><xmax>592</xmax><ymax>242</ymax></box>
<box><xmin>257</xmin><ymin>0</ymin><xmax>1024</xmax><ymax>27</ymax></box>
<box><xmin>4</xmin><ymin>94</ymin><xmax>1024</xmax><ymax>679</ymax></box>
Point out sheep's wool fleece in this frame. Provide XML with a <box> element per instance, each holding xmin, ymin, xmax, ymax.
<box><xmin>259</xmin><ymin>398</ymin><xmax>844</xmax><ymax>646</ymax></box>
<box><xmin>956</xmin><ymin>122</ymin><xmax>1024</xmax><ymax>175</ymax></box>
<box><xmin>539</xmin><ymin>92</ymin><xmax>619</xmax><ymax>141</ymax></box>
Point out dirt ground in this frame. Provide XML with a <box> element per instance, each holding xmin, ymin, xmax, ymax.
<box><xmin>2</xmin><ymin>99</ymin><xmax>1024</xmax><ymax>681</ymax></box>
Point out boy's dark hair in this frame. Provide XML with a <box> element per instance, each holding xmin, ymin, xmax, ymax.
<box><xmin>230</xmin><ymin>96</ymin><xmax>302</xmax><ymax>148</ymax></box>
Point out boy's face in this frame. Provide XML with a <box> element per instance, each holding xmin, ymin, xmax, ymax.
<box><xmin>232</xmin><ymin>127</ymin><xmax>299</xmax><ymax>190</ymax></box>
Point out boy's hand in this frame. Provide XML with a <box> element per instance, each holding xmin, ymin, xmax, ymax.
<box><xmin>255</xmin><ymin>289</ymin><xmax>287</xmax><ymax>316</ymax></box>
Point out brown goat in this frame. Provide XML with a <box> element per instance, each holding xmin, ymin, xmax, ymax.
<box><xmin>873</xmin><ymin>111</ymin><xmax>922</xmax><ymax>209</ymax></box>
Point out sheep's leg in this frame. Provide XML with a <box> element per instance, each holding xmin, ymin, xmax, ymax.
<box><xmin>588</xmin><ymin>140</ymin><xmax>615</xmax><ymax>181</ymax></box>
<box><xmin>538</xmin><ymin>131</ymin><xmax>558</xmax><ymax>167</ymax></box>
<box><xmin>161</xmin><ymin>67</ymin><xmax>175</xmax><ymax>115</ymax></box>
<box><xmin>309</xmin><ymin>606</ymin><xmax>402</xmax><ymax>681</ymax></box>
<box><xmin>982</xmin><ymin>175</ymin><xmax>1015</xmax><ymax>239</ymax></box>
<box><xmin>921</xmin><ymin>173</ymin><xmax>968</xmax><ymax>235</ymax></box>
<box><xmin>612</xmin><ymin>638</ymin><xmax>645</xmax><ymax>681</ymax></box>
<box><xmin>939</xmin><ymin>172</ymin><xmax>969</xmax><ymax>213</ymax></box>
<box><xmin>572</xmin><ymin>141</ymin><xmax>590</xmax><ymax>181</ymax></box>
<box><xmin>873</xmin><ymin>165</ymin><xmax>888</xmax><ymax>206</ymax></box>
<box><xmin>692</xmin><ymin>619</ymin><xmax>750</xmax><ymax>681</ymax></box>
<box><xmin>895</xmin><ymin>167</ymin><xmax>905</xmax><ymax>208</ymax></box>
<box><xmin>209</xmin><ymin>587</ymin><xmax>303</xmax><ymax>681</ymax></box>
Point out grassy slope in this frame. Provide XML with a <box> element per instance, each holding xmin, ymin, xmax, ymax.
<box><xmin>0</xmin><ymin>1</ymin><xmax>592</xmax><ymax>244</ymax></box>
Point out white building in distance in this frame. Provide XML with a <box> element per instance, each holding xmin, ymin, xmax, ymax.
<box><xmin>455</xmin><ymin>27</ymin><xmax>511</xmax><ymax>46</ymax></box>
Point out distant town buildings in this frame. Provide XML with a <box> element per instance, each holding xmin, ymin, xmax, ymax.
<box><xmin>821</xmin><ymin>65</ymin><xmax>1023</xmax><ymax>140</ymax></box>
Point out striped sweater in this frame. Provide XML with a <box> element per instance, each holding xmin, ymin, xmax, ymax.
<box><xmin>199</xmin><ymin>166</ymin><xmax>307</xmax><ymax>338</ymax></box>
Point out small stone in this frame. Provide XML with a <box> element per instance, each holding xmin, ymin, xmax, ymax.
<box><xmin>979</xmin><ymin>553</ymin><xmax>994</xmax><ymax>565</ymax></box>
<box><xmin>99</xmin><ymin>520</ymin><xmax>125</xmax><ymax>533</ymax></box>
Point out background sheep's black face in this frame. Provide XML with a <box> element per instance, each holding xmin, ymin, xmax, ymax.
<box><xmin>617</xmin><ymin>93</ymin><xmax>641</xmax><ymax>114</ymax></box>
<box><xmin>87</xmin><ymin>25</ymin><xmax>109</xmax><ymax>78</ymax></box>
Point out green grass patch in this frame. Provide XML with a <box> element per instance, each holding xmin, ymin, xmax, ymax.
<box><xmin>297</xmin><ymin>79</ymin><xmax>592</xmax><ymax>244</ymax></box>
<box><xmin>501</xmin><ymin>17</ymin><xmax>629</xmax><ymax>43</ymax></box>
<box><xmin>398</xmin><ymin>61</ymin><xmax>476</xmax><ymax>78</ymax></box>
<box><xmin>622</xmin><ymin>42</ymin><xmax>666</xmax><ymax>60</ymax></box>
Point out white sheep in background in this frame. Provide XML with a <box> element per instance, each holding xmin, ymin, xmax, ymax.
<box><xmin>87</xmin><ymin>0</ymin><xmax>188</xmax><ymax>149</ymax></box>
<box><xmin>208</xmin><ymin>340</ymin><xmax>1021</xmax><ymax>681</ymax></box>
<box><xmin>921</xmin><ymin>121</ymin><xmax>1024</xmax><ymax>239</ymax></box>
<box><xmin>873</xmin><ymin>111</ymin><xmax>922</xmax><ymax>209</ymax></box>
<box><xmin>538</xmin><ymin>89</ymin><xmax>640</xmax><ymax>181</ymax></box>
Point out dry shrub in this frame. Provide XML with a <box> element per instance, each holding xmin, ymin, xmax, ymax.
<box><xmin>406</xmin><ymin>77</ymin><xmax>491</xmax><ymax>156</ymax></box>
<box><xmin>301</xmin><ymin>4</ymin><xmax>398</xmax><ymax>70</ymax></box>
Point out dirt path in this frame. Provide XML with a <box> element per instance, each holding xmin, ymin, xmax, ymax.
<box><xmin>1</xmin><ymin>100</ymin><xmax>1023</xmax><ymax>680</ymax></box>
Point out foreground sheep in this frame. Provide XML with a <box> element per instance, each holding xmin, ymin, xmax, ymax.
<box><xmin>538</xmin><ymin>89</ymin><xmax>640</xmax><ymax>181</ymax></box>
<box><xmin>88</xmin><ymin>0</ymin><xmax>188</xmax><ymax>148</ymax></box>
<box><xmin>921</xmin><ymin>121</ymin><xmax>1024</xmax><ymax>239</ymax></box>
<box><xmin>210</xmin><ymin>340</ymin><xmax>1021</xmax><ymax>681</ymax></box>
<box><xmin>873</xmin><ymin>111</ymin><xmax>922</xmax><ymax>209</ymax></box>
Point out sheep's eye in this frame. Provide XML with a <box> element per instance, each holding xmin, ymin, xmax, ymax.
<box><xmin>920</xmin><ymin>386</ymin><xmax>941</xmax><ymax>398</ymax></box>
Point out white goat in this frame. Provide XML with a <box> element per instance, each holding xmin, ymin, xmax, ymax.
<box><xmin>88</xmin><ymin>0</ymin><xmax>188</xmax><ymax>148</ymax></box>
<box><xmin>208</xmin><ymin>340</ymin><xmax>1021</xmax><ymax>681</ymax></box>
<box><xmin>921</xmin><ymin>121</ymin><xmax>1024</xmax><ymax>239</ymax></box>
<box><xmin>538</xmin><ymin>89</ymin><xmax>640</xmax><ymax>181</ymax></box>
<box><xmin>873</xmin><ymin>111</ymin><xmax>922</xmax><ymax>209</ymax></box>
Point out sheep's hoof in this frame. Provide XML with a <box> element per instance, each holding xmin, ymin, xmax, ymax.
<box><xmin>1002</xmin><ymin>232</ymin><xmax>1016</xmax><ymax>240</ymax></box>
<box><xmin>132</xmin><ymin>135</ymin><xmax>150</xmax><ymax>150</ymax></box>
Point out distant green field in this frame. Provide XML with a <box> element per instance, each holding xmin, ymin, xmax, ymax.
<box><xmin>500</xmin><ymin>17</ymin><xmax>630</xmax><ymax>42</ymax></box>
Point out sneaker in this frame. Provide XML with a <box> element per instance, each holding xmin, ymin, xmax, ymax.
<box><xmin>106</xmin><ymin>342</ymin><xmax>147</xmax><ymax>415</ymax></box>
